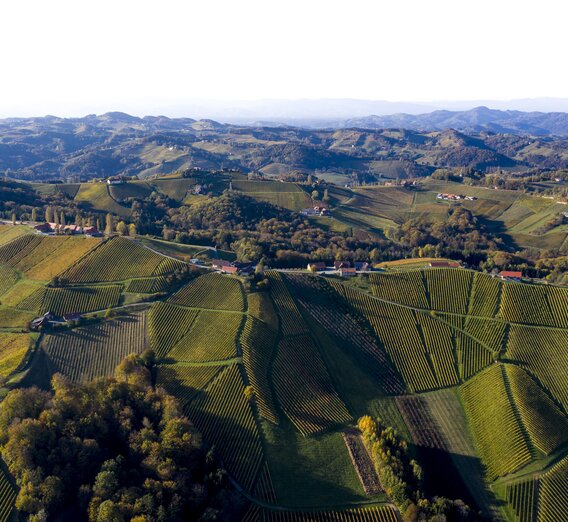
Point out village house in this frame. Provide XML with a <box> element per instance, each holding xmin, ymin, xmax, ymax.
<box><xmin>339</xmin><ymin>267</ymin><xmax>356</xmax><ymax>277</ymax></box>
<box><xmin>106</xmin><ymin>176</ymin><xmax>125</xmax><ymax>185</ymax></box>
<box><xmin>334</xmin><ymin>261</ymin><xmax>351</xmax><ymax>270</ymax></box>
<box><xmin>500</xmin><ymin>270</ymin><xmax>523</xmax><ymax>281</ymax></box>
<box><xmin>35</xmin><ymin>222</ymin><xmax>100</xmax><ymax>236</ymax></box>
<box><xmin>429</xmin><ymin>261</ymin><xmax>460</xmax><ymax>268</ymax></box>
<box><xmin>300</xmin><ymin>206</ymin><xmax>330</xmax><ymax>216</ymax></box>
<box><xmin>354</xmin><ymin>261</ymin><xmax>370</xmax><ymax>272</ymax></box>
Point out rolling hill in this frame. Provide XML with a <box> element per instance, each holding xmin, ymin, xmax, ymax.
<box><xmin>0</xmin><ymin>229</ymin><xmax>566</xmax><ymax>520</ymax></box>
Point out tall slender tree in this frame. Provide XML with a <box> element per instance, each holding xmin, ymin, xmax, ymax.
<box><xmin>105</xmin><ymin>213</ymin><xmax>114</xmax><ymax>235</ymax></box>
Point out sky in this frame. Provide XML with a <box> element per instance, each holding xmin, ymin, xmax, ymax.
<box><xmin>0</xmin><ymin>0</ymin><xmax>567</xmax><ymax>117</ymax></box>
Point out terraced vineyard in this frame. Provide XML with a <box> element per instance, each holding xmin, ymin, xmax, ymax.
<box><xmin>0</xmin><ymin>265</ymin><xmax>18</xmax><ymax>297</ymax></box>
<box><xmin>425</xmin><ymin>268</ymin><xmax>472</xmax><ymax>314</ymax></box>
<box><xmin>0</xmin><ymin>230</ymin><xmax>567</xmax><ymax>519</ymax></box>
<box><xmin>0</xmin><ymin>465</ymin><xmax>17</xmax><ymax>522</ymax></box>
<box><xmin>538</xmin><ymin>457</ymin><xmax>568</xmax><ymax>522</ymax></box>
<box><xmin>168</xmin><ymin>311</ymin><xmax>242</xmax><ymax>362</ymax></box>
<box><xmin>42</xmin><ymin>312</ymin><xmax>147</xmax><ymax>382</ymax></box>
<box><xmin>241</xmin><ymin>316</ymin><xmax>279</xmax><ymax>424</ymax></box>
<box><xmin>170</xmin><ymin>272</ymin><xmax>245</xmax><ymax>311</ymax></box>
<box><xmin>0</xmin><ymin>235</ymin><xmax>99</xmax><ymax>281</ymax></box>
<box><xmin>259</xmin><ymin>506</ymin><xmax>398</xmax><ymax>522</ymax></box>
<box><xmin>63</xmin><ymin>237</ymin><xmax>184</xmax><ymax>282</ymax></box>
<box><xmin>266</xmin><ymin>271</ymin><xmax>308</xmax><ymax>336</ymax></box>
<box><xmin>272</xmin><ymin>335</ymin><xmax>351</xmax><ymax>435</ymax></box>
<box><xmin>148</xmin><ymin>302</ymin><xmax>199</xmax><ymax>357</ymax></box>
<box><xmin>18</xmin><ymin>285</ymin><xmax>122</xmax><ymax>315</ymax></box>
<box><xmin>506</xmin><ymin>325</ymin><xmax>568</xmax><ymax>410</ymax></box>
<box><xmin>156</xmin><ymin>364</ymin><xmax>223</xmax><ymax>407</ymax></box>
<box><xmin>0</xmin><ymin>333</ymin><xmax>31</xmax><ymax>379</ymax></box>
<box><xmin>126</xmin><ymin>276</ymin><xmax>170</xmax><ymax>294</ymax></box>
<box><xmin>369</xmin><ymin>270</ymin><xmax>429</xmax><ymax>308</ymax></box>
<box><xmin>461</xmin><ymin>364</ymin><xmax>533</xmax><ymax>480</ymax></box>
<box><xmin>185</xmin><ymin>364</ymin><xmax>263</xmax><ymax>490</ymax></box>
<box><xmin>506</xmin><ymin>364</ymin><xmax>568</xmax><ymax>455</ymax></box>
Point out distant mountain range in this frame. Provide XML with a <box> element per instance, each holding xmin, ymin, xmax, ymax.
<box><xmin>2</xmin><ymin>111</ymin><xmax>568</xmax><ymax>183</ymax></box>
<box><xmin>339</xmin><ymin>106</ymin><xmax>568</xmax><ymax>136</ymax></box>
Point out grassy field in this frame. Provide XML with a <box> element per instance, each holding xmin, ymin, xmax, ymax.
<box><xmin>74</xmin><ymin>182</ymin><xmax>131</xmax><ymax>217</ymax></box>
<box><xmin>232</xmin><ymin>180</ymin><xmax>313</xmax><ymax>211</ymax></box>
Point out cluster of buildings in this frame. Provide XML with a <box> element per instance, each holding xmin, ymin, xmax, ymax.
<box><xmin>212</xmin><ymin>259</ymin><xmax>256</xmax><ymax>275</ymax></box>
<box><xmin>307</xmin><ymin>260</ymin><xmax>371</xmax><ymax>276</ymax></box>
<box><xmin>30</xmin><ymin>311</ymin><xmax>82</xmax><ymax>330</ymax></box>
<box><xmin>34</xmin><ymin>222</ymin><xmax>100</xmax><ymax>236</ymax></box>
<box><xmin>300</xmin><ymin>206</ymin><xmax>331</xmax><ymax>217</ymax></box>
<box><xmin>106</xmin><ymin>176</ymin><xmax>128</xmax><ymax>185</ymax></box>
<box><xmin>436</xmin><ymin>193</ymin><xmax>477</xmax><ymax>201</ymax></box>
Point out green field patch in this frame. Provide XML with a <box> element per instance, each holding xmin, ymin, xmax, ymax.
<box><xmin>74</xmin><ymin>182</ymin><xmax>131</xmax><ymax>217</ymax></box>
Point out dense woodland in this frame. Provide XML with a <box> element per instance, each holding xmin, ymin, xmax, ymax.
<box><xmin>0</xmin><ymin>354</ymin><xmax>239</xmax><ymax>522</ymax></box>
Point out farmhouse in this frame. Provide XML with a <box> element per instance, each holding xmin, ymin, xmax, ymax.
<box><xmin>307</xmin><ymin>262</ymin><xmax>326</xmax><ymax>272</ymax></box>
<box><xmin>300</xmin><ymin>206</ymin><xmax>330</xmax><ymax>216</ymax></box>
<box><xmin>34</xmin><ymin>222</ymin><xmax>52</xmax><ymax>233</ymax></box>
<box><xmin>37</xmin><ymin>222</ymin><xmax>100</xmax><ymax>236</ymax></box>
<box><xmin>106</xmin><ymin>176</ymin><xmax>125</xmax><ymax>185</ymax></box>
<box><xmin>212</xmin><ymin>259</ymin><xmax>232</xmax><ymax>270</ymax></box>
<box><xmin>334</xmin><ymin>261</ymin><xmax>351</xmax><ymax>269</ymax></box>
<box><xmin>30</xmin><ymin>312</ymin><xmax>55</xmax><ymax>330</ymax></box>
<box><xmin>429</xmin><ymin>261</ymin><xmax>460</xmax><ymax>268</ymax></box>
<box><xmin>354</xmin><ymin>261</ymin><xmax>370</xmax><ymax>271</ymax></box>
<box><xmin>339</xmin><ymin>267</ymin><xmax>356</xmax><ymax>277</ymax></box>
<box><xmin>500</xmin><ymin>270</ymin><xmax>523</xmax><ymax>281</ymax></box>
<box><xmin>211</xmin><ymin>259</ymin><xmax>242</xmax><ymax>275</ymax></box>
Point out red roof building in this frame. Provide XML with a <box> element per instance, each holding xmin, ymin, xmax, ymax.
<box><xmin>500</xmin><ymin>271</ymin><xmax>522</xmax><ymax>280</ymax></box>
<box><xmin>429</xmin><ymin>261</ymin><xmax>460</xmax><ymax>268</ymax></box>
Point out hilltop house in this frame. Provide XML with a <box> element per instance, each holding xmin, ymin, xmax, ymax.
<box><xmin>500</xmin><ymin>270</ymin><xmax>523</xmax><ymax>281</ymax></box>
<box><xmin>107</xmin><ymin>176</ymin><xmax>125</xmax><ymax>185</ymax></box>
<box><xmin>212</xmin><ymin>259</ymin><xmax>243</xmax><ymax>275</ymax></box>
<box><xmin>35</xmin><ymin>222</ymin><xmax>100</xmax><ymax>236</ymax></box>
<box><xmin>300</xmin><ymin>206</ymin><xmax>330</xmax><ymax>216</ymax></box>
<box><xmin>429</xmin><ymin>261</ymin><xmax>460</xmax><ymax>268</ymax></box>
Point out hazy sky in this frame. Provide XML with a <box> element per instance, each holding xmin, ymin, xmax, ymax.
<box><xmin>1</xmin><ymin>0</ymin><xmax>567</xmax><ymax>116</ymax></box>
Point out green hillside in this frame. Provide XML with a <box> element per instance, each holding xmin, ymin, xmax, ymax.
<box><xmin>0</xmin><ymin>232</ymin><xmax>566</xmax><ymax>520</ymax></box>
